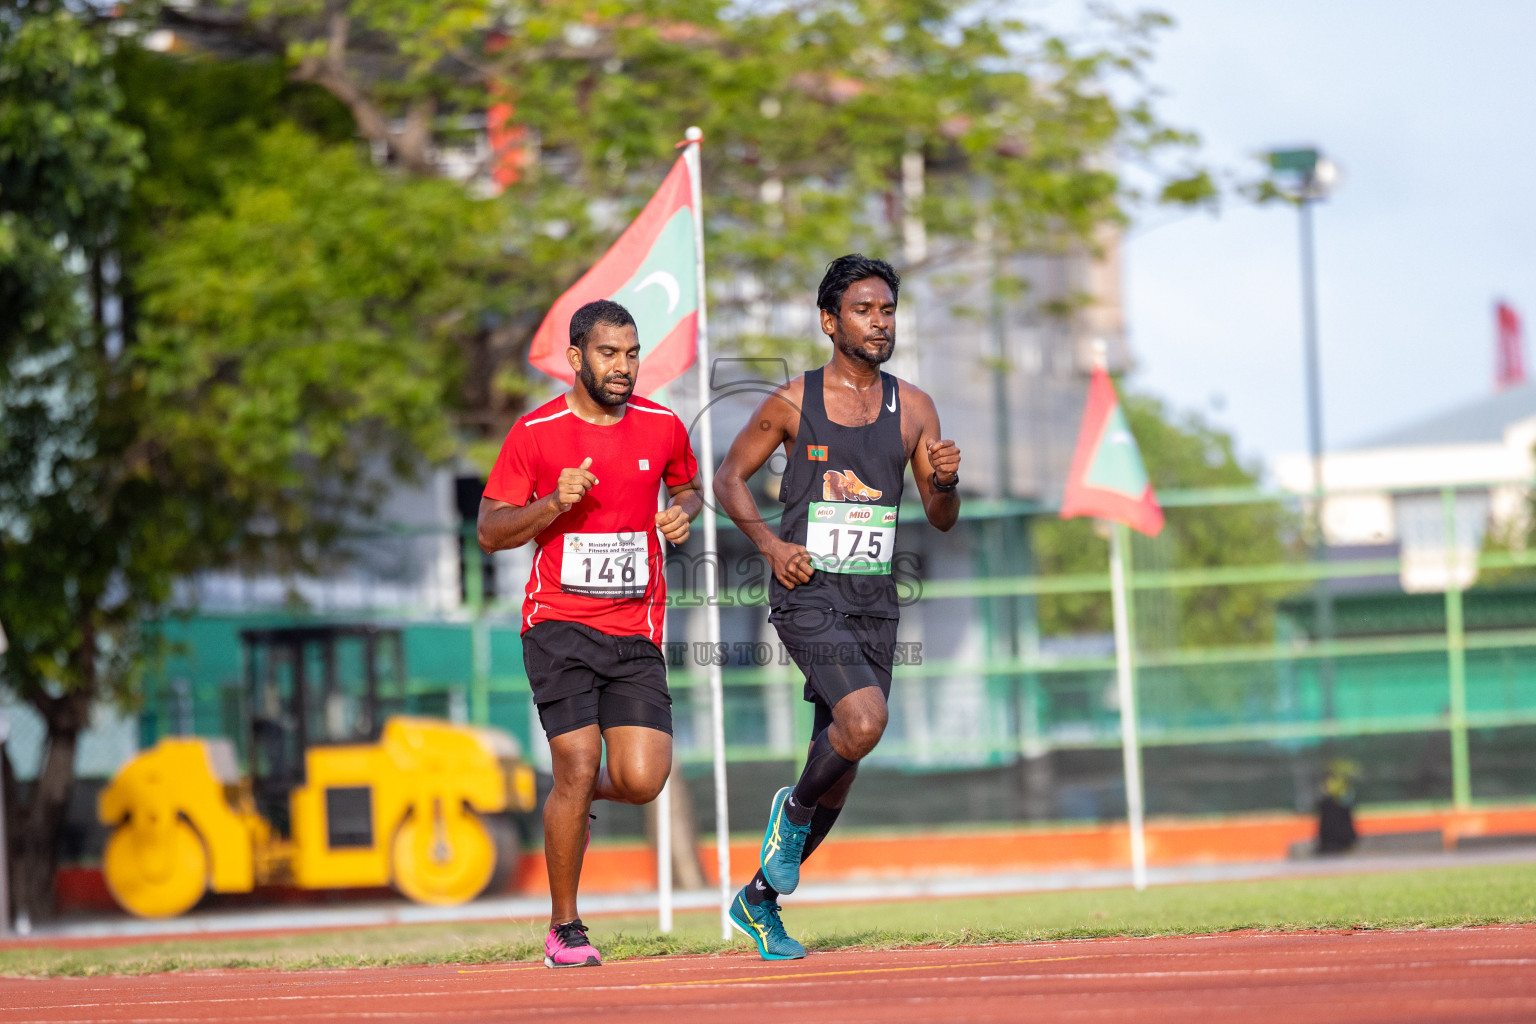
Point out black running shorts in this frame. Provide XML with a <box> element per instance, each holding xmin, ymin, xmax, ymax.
<box><xmin>769</xmin><ymin>606</ymin><xmax>898</xmax><ymax>717</ymax></box>
<box><xmin>522</xmin><ymin>620</ymin><xmax>672</xmax><ymax>739</ymax></box>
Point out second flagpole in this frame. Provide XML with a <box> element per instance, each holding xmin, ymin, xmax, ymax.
<box><xmin>1109</xmin><ymin>520</ymin><xmax>1148</xmax><ymax>891</ymax></box>
<box><xmin>682</xmin><ymin>126</ymin><xmax>733</xmax><ymax>940</ymax></box>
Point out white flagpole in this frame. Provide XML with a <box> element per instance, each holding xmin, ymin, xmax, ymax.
<box><xmin>1108</xmin><ymin>521</ymin><xmax>1148</xmax><ymax>890</ymax></box>
<box><xmin>682</xmin><ymin>126</ymin><xmax>733</xmax><ymax>940</ymax></box>
<box><xmin>656</xmin><ymin>607</ymin><xmax>673</xmax><ymax>933</ymax></box>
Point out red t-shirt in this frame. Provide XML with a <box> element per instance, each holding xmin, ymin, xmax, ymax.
<box><xmin>483</xmin><ymin>394</ymin><xmax>698</xmax><ymax>642</ymax></box>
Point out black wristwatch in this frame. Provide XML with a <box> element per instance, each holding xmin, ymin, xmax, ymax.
<box><xmin>931</xmin><ymin>471</ymin><xmax>959</xmax><ymax>493</ymax></box>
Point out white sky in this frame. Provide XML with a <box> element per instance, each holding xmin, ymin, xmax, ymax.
<box><xmin>1032</xmin><ymin>0</ymin><xmax>1536</xmax><ymax>474</ymax></box>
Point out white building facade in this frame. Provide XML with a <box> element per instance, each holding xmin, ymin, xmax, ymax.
<box><xmin>1274</xmin><ymin>383</ymin><xmax>1536</xmax><ymax>592</ymax></box>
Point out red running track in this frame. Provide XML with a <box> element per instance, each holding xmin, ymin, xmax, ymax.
<box><xmin>5</xmin><ymin>928</ymin><xmax>1536</xmax><ymax>1024</ymax></box>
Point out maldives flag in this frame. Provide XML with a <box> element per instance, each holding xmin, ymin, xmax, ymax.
<box><xmin>1059</xmin><ymin>364</ymin><xmax>1164</xmax><ymax>537</ymax></box>
<box><xmin>527</xmin><ymin>154</ymin><xmax>698</xmax><ymax>396</ymax></box>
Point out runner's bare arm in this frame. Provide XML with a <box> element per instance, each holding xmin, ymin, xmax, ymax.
<box><xmin>477</xmin><ymin>458</ymin><xmax>599</xmax><ymax>552</ymax></box>
<box><xmin>714</xmin><ymin>380</ymin><xmax>815</xmax><ymax>589</ymax></box>
<box><xmin>656</xmin><ymin>480</ymin><xmax>703</xmax><ymax>544</ymax></box>
<box><xmin>903</xmin><ymin>384</ymin><xmax>962</xmax><ymax>531</ymax></box>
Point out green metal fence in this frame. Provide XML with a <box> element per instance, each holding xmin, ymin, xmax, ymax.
<box><xmin>137</xmin><ymin>481</ymin><xmax>1536</xmax><ymax>821</ymax></box>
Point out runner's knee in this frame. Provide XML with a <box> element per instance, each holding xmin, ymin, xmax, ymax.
<box><xmin>838</xmin><ymin>704</ymin><xmax>887</xmax><ymax>755</ymax></box>
<box><xmin>551</xmin><ymin>753</ymin><xmax>602</xmax><ymax>797</ymax></box>
<box><xmin>604</xmin><ymin>762</ymin><xmax>666</xmax><ymax>804</ymax></box>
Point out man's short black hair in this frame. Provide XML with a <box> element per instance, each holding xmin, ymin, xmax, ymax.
<box><xmin>569</xmin><ymin>299</ymin><xmax>637</xmax><ymax>351</ymax></box>
<box><xmin>816</xmin><ymin>254</ymin><xmax>900</xmax><ymax>317</ymax></box>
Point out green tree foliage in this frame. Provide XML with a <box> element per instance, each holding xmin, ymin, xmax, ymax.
<box><xmin>1032</xmin><ymin>390</ymin><xmax>1295</xmax><ymax>647</ymax></box>
<box><xmin>1</xmin><ymin>4</ymin><xmax>147</xmax><ymax>920</ymax></box>
<box><xmin>0</xmin><ymin>13</ymin><xmax>474</xmax><ymax>919</ymax></box>
<box><xmin>135</xmin><ymin>126</ymin><xmax>485</xmax><ymax>523</ymax></box>
<box><xmin>157</xmin><ymin>0</ymin><xmax>1212</xmax><ymax>432</ymax></box>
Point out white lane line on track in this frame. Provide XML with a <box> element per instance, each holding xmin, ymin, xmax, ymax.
<box><xmin>639</xmin><ymin>958</ymin><xmax>1536</xmax><ymax>991</ymax></box>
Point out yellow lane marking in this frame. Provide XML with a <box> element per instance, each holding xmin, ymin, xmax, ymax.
<box><xmin>641</xmin><ymin>954</ymin><xmax>1091</xmax><ymax>988</ymax></box>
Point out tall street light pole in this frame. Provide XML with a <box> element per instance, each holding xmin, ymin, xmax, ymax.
<box><xmin>1267</xmin><ymin>147</ymin><xmax>1340</xmax><ymax>750</ymax></box>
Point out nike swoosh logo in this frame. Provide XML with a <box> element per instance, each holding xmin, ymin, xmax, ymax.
<box><xmin>886</xmin><ymin>390</ymin><xmax>897</xmax><ymax>413</ymax></box>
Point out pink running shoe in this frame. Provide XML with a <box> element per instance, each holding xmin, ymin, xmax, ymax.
<box><xmin>544</xmin><ymin>919</ymin><xmax>602</xmax><ymax>968</ymax></box>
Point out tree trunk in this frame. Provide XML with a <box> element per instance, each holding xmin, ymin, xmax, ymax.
<box><xmin>1</xmin><ymin>742</ymin><xmax>18</xmax><ymax>927</ymax></box>
<box><xmin>13</xmin><ymin>652</ymin><xmax>92</xmax><ymax>926</ymax></box>
<box><xmin>644</xmin><ymin>758</ymin><xmax>708</xmax><ymax>890</ymax></box>
<box><xmin>14</xmin><ymin>698</ymin><xmax>85</xmax><ymax>925</ymax></box>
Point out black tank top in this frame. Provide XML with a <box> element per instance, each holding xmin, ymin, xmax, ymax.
<box><xmin>770</xmin><ymin>367</ymin><xmax>907</xmax><ymax>619</ymax></box>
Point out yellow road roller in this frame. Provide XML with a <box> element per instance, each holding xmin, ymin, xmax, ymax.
<box><xmin>98</xmin><ymin>625</ymin><xmax>538</xmax><ymax>918</ymax></box>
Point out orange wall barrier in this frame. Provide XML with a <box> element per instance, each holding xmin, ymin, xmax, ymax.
<box><xmin>55</xmin><ymin>803</ymin><xmax>1536</xmax><ymax>915</ymax></box>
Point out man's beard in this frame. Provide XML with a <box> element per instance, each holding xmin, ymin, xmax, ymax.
<box><xmin>835</xmin><ymin>329</ymin><xmax>894</xmax><ymax>367</ymax></box>
<box><xmin>578</xmin><ymin>360</ymin><xmax>634</xmax><ymax>407</ymax></box>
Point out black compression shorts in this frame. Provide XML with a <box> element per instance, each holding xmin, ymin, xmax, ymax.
<box><xmin>522</xmin><ymin>620</ymin><xmax>673</xmax><ymax>739</ymax></box>
<box><xmin>769</xmin><ymin>607</ymin><xmax>898</xmax><ymax>717</ymax></box>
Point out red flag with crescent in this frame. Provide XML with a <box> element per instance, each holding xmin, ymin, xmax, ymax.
<box><xmin>526</xmin><ymin>155</ymin><xmax>698</xmax><ymax>396</ymax></box>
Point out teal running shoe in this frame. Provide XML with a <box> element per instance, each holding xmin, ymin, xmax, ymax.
<box><xmin>729</xmin><ymin>884</ymin><xmax>806</xmax><ymax>960</ymax></box>
<box><xmin>759</xmin><ymin>786</ymin><xmax>811</xmax><ymax>894</ymax></box>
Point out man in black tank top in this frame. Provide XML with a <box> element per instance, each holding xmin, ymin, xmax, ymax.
<box><xmin>714</xmin><ymin>254</ymin><xmax>962</xmax><ymax>959</ymax></box>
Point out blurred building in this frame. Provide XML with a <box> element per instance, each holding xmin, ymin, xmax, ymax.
<box><xmin>1275</xmin><ymin>382</ymin><xmax>1536</xmax><ymax>593</ymax></box>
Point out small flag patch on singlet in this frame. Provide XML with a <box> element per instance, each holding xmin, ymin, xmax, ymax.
<box><xmin>807</xmin><ymin>445</ymin><xmax>828</xmax><ymax>461</ymax></box>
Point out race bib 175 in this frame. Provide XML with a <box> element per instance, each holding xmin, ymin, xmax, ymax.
<box><xmin>804</xmin><ymin>503</ymin><xmax>897</xmax><ymax>575</ymax></box>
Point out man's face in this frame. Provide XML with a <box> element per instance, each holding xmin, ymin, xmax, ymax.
<box><xmin>569</xmin><ymin>322</ymin><xmax>641</xmax><ymax>407</ymax></box>
<box><xmin>822</xmin><ymin>277</ymin><xmax>895</xmax><ymax>367</ymax></box>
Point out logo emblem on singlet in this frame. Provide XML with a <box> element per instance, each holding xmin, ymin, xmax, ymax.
<box><xmin>822</xmin><ymin>469</ymin><xmax>882</xmax><ymax>502</ymax></box>
<box><xmin>807</xmin><ymin>444</ymin><xmax>828</xmax><ymax>461</ymax></box>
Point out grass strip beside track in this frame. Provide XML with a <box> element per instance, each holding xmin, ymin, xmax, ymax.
<box><xmin>5</xmin><ymin>860</ymin><xmax>1535</xmax><ymax>977</ymax></box>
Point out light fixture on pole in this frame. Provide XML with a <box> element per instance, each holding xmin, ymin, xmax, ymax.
<box><xmin>1264</xmin><ymin>146</ymin><xmax>1338</xmax><ymax>499</ymax></box>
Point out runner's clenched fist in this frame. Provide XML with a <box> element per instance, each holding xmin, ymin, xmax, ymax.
<box><xmin>554</xmin><ymin>457</ymin><xmax>598</xmax><ymax>512</ymax></box>
<box><xmin>769</xmin><ymin>540</ymin><xmax>815</xmax><ymax>590</ymax></box>
<box><xmin>655</xmin><ymin>505</ymin><xmax>691</xmax><ymax>544</ymax></box>
<box><xmin>926</xmin><ymin>439</ymin><xmax>961</xmax><ymax>487</ymax></box>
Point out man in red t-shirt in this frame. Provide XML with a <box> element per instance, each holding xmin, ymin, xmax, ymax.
<box><xmin>477</xmin><ymin>299</ymin><xmax>701</xmax><ymax>969</ymax></box>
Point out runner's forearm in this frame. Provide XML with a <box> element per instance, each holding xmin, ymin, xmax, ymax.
<box><xmin>478</xmin><ymin>494</ymin><xmax>563</xmax><ymax>552</ymax></box>
<box><xmin>924</xmin><ymin>489</ymin><xmax>960</xmax><ymax>531</ymax></box>
<box><xmin>668</xmin><ymin>484</ymin><xmax>704</xmax><ymax>521</ymax></box>
<box><xmin>713</xmin><ymin>472</ymin><xmax>784</xmax><ymax>554</ymax></box>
